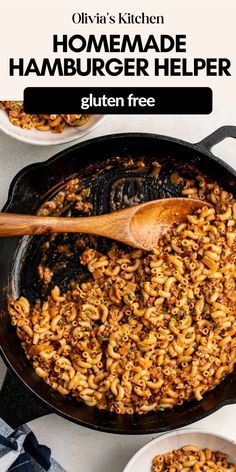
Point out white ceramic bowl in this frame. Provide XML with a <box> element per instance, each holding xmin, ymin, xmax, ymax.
<box><xmin>0</xmin><ymin>109</ymin><xmax>105</xmax><ymax>146</ymax></box>
<box><xmin>123</xmin><ymin>429</ymin><xmax>236</xmax><ymax>472</ymax></box>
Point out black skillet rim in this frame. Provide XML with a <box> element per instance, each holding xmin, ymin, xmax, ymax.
<box><xmin>3</xmin><ymin>132</ymin><xmax>236</xmax><ymax>211</ymax></box>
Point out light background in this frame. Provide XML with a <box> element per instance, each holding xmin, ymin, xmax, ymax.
<box><xmin>0</xmin><ymin>0</ymin><xmax>235</xmax><ymax>112</ymax></box>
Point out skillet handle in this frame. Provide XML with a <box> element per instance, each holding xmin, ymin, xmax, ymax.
<box><xmin>196</xmin><ymin>125</ymin><xmax>236</xmax><ymax>152</ymax></box>
<box><xmin>0</xmin><ymin>371</ymin><xmax>50</xmax><ymax>429</ymax></box>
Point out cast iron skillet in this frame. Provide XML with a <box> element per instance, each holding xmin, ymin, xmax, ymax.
<box><xmin>0</xmin><ymin>127</ymin><xmax>236</xmax><ymax>434</ymax></box>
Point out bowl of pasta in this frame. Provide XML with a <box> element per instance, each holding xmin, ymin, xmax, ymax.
<box><xmin>0</xmin><ymin>128</ymin><xmax>236</xmax><ymax>433</ymax></box>
<box><xmin>123</xmin><ymin>429</ymin><xmax>236</xmax><ymax>471</ymax></box>
<box><xmin>0</xmin><ymin>101</ymin><xmax>105</xmax><ymax>145</ymax></box>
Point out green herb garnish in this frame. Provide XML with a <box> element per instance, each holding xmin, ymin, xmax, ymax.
<box><xmin>101</xmin><ymin>335</ymin><xmax>108</xmax><ymax>341</ymax></box>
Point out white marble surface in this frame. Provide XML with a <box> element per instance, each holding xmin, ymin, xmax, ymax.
<box><xmin>0</xmin><ymin>112</ymin><xmax>236</xmax><ymax>471</ymax></box>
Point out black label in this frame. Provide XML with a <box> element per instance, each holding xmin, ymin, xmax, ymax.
<box><xmin>24</xmin><ymin>87</ymin><xmax>212</xmax><ymax>114</ymax></box>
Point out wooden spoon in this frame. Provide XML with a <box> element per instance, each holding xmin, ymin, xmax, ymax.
<box><xmin>0</xmin><ymin>198</ymin><xmax>210</xmax><ymax>251</ymax></box>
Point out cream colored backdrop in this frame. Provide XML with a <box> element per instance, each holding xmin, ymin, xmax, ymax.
<box><xmin>0</xmin><ymin>0</ymin><xmax>235</xmax><ymax>114</ymax></box>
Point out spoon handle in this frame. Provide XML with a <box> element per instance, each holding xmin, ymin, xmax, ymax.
<box><xmin>0</xmin><ymin>212</ymin><xmax>99</xmax><ymax>237</ymax></box>
<box><xmin>0</xmin><ymin>211</ymin><xmax>129</xmax><ymax>239</ymax></box>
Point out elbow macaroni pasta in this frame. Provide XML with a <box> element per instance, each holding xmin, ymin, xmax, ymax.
<box><xmin>152</xmin><ymin>445</ymin><xmax>236</xmax><ymax>472</ymax></box>
<box><xmin>8</xmin><ymin>178</ymin><xmax>236</xmax><ymax>414</ymax></box>
<box><xmin>0</xmin><ymin>101</ymin><xmax>91</xmax><ymax>133</ymax></box>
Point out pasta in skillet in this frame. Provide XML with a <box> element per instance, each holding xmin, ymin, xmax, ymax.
<box><xmin>9</xmin><ymin>177</ymin><xmax>236</xmax><ymax>414</ymax></box>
